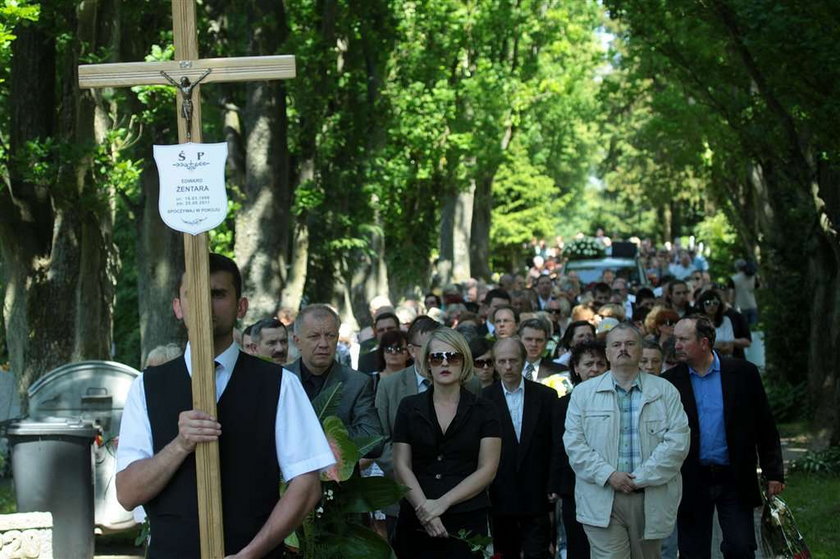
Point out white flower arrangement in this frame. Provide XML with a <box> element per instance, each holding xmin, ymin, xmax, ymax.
<box><xmin>564</xmin><ymin>237</ymin><xmax>606</xmax><ymax>261</ymax></box>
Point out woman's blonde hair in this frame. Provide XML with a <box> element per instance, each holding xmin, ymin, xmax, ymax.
<box><xmin>418</xmin><ymin>327</ymin><xmax>474</xmax><ymax>385</ymax></box>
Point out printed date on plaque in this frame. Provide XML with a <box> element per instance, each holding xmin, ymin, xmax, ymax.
<box><xmin>154</xmin><ymin>142</ymin><xmax>229</xmax><ymax>235</ymax></box>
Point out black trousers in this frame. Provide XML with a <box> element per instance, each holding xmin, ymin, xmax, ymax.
<box><xmin>491</xmin><ymin>512</ymin><xmax>552</xmax><ymax>559</ymax></box>
<box><xmin>677</xmin><ymin>466</ymin><xmax>757</xmax><ymax>559</ymax></box>
<box><xmin>560</xmin><ymin>496</ymin><xmax>590</xmax><ymax>559</ymax></box>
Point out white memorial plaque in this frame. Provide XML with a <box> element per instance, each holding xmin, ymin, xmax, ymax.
<box><xmin>154</xmin><ymin>142</ymin><xmax>229</xmax><ymax>235</ymax></box>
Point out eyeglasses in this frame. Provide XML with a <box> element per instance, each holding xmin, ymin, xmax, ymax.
<box><xmin>660</xmin><ymin>320</ymin><xmax>676</xmax><ymax>327</ymax></box>
<box><xmin>473</xmin><ymin>358</ymin><xmax>493</xmax><ymax>368</ymax></box>
<box><xmin>384</xmin><ymin>345</ymin><xmax>407</xmax><ymax>354</ymax></box>
<box><xmin>428</xmin><ymin>351</ymin><xmax>465</xmax><ymax>366</ymax></box>
<box><xmin>548</xmin><ymin>309</ymin><xmax>563</xmax><ymax>315</ymax></box>
<box><xmin>703</xmin><ymin>300</ymin><xmax>720</xmax><ymax>307</ymax></box>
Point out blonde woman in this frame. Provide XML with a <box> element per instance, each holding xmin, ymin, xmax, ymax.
<box><xmin>393</xmin><ymin>328</ymin><xmax>501</xmax><ymax>558</ymax></box>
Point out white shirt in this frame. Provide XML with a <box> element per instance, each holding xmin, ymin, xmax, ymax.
<box><xmin>555</xmin><ymin>351</ymin><xmax>571</xmax><ymax>366</ymax></box>
<box><xmin>502</xmin><ymin>376</ymin><xmax>525</xmax><ymax>441</ymax></box>
<box><xmin>415</xmin><ymin>367</ymin><xmax>430</xmax><ymax>392</ymax></box>
<box><xmin>117</xmin><ymin>342</ymin><xmax>335</xmax><ymax>482</ymax></box>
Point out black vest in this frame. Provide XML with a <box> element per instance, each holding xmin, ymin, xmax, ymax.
<box><xmin>144</xmin><ymin>352</ymin><xmax>283</xmax><ymax>558</ymax></box>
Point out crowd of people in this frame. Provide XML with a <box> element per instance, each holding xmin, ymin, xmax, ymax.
<box><xmin>118</xmin><ymin>243</ymin><xmax>778</xmax><ymax>559</ymax></box>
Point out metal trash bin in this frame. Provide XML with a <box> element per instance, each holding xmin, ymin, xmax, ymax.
<box><xmin>26</xmin><ymin>360</ymin><xmax>140</xmax><ymax>534</ymax></box>
<box><xmin>8</xmin><ymin>417</ymin><xmax>98</xmax><ymax>559</ymax></box>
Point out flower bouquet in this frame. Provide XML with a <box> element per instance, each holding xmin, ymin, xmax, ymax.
<box><xmin>563</xmin><ymin>237</ymin><xmax>606</xmax><ymax>261</ymax></box>
<box><xmin>759</xmin><ymin>476</ymin><xmax>811</xmax><ymax>559</ymax></box>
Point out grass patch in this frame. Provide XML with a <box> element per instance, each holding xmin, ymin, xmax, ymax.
<box><xmin>781</xmin><ymin>471</ymin><xmax>840</xmax><ymax>558</ymax></box>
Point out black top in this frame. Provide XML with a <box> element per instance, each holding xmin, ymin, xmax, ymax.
<box><xmin>554</xmin><ymin>394</ymin><xmax>575</xmax><ymax>497</ymax></box>
<box><xmin>144</xmin><ymin>353</ymin><xmax>283</xmax><ymax>558</ymax></box>
<box><xmin>300</xmin><ymin>359</ymin><xmax>332</xmax><ymax>400</ymax></box>
<box><xmin>393</xmin><ymin>387</ymin><xmax>501</xmax><ymax>514</ymax></box>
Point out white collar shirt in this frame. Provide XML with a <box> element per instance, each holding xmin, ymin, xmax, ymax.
<box><xmin>502</xmin><ymin>376</ymin><xmax>525</xmax><ymax>441</ymax></box>
<box><xmin>183</xmin><ymin>341</ymin><xmax>239</xmax><ymax>401</ymax></box>
<box><xmin>116</xmin><ymin>342</ymin><xmax>335</xmax><ymax>484</ymax></box>
<box><xmin>415</xmin><ymin>367</ymin><xmax>431</xmax><ymax>393</ymax></box>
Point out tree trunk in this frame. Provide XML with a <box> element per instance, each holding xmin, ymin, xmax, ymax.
<box><xmin>470</xmin><ymin>175</ymin><xmax>493</xmax><ymax>280</ymax></box>
<box><xmin>441</xmin><ymin>184</ymin><xmax>474</xmax><ymax>284</ymax></box>
<box><xmin>137</xmin><ymin>166</ymin><xmax>186</xmax><ymax>364</ymax></box>
<box><xmin>234</xmin><ymin>2</ymin><xmax>292</xmax><ymax>321</ymax></box>
<box><xmin>280</xmin><ymin>160</ymin><xmax>313</xmax><ymax>313</ymax></box>
<box><xmin>0</xmin><ymin>4</ymin><xmax>116</xmax><ymax>405</ymax></box>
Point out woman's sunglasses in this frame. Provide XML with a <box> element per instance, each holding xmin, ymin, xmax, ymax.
<box><xmin>384</xmin><ymin>345</ymin><xmax>407</xmax><ymax>354</ymax></box>
<box><xmin>428</xmin><ymin>352</ymin><xmax>464</xmax><ymax>366</ymax></box>
<box><xmin>473</xmin><ymin>358</ymin><xmax>493</xmax><ymax>368</ymax></box>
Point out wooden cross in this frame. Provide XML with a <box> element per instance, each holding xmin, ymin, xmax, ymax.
<box><xmin>78</xmin><ymin>2</ymin><xmax>295</xmax><ymax>557</ymax></box>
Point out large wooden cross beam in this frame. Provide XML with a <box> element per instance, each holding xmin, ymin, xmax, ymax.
<box><xmin>79</xmin><ymin>2</ymin><xmax>295</xmax><ymax>557</ymax></box>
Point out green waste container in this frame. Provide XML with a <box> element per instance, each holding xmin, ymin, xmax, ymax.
<box><xmin>8</xmin><ymin>417</ymin><xmax>98</xmax><ymax>559</ymax></box>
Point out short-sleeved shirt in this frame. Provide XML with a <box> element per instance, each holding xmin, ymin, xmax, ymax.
<box><xmin>117</xmin><ymin>342</ymin><xmax>335</xmax><ymax>482</ymax></box>
<box><xmin>393</xmin><ymin>387</ymin><xmax>501</xmax><ymax>514</ymax></box>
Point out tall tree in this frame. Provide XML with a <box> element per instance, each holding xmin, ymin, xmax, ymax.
<box><xmin>1</xmin><ymin>1</ymin><xmax>118</xmax><ymax>401</ymax></box>
<box><xmin>605</xmin><ymin>0</ymin><xmax>840</xmax><ymax>443</ymax></box>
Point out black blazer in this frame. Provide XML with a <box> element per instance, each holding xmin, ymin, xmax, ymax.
<box><xmin>482</xmin><ymin>379</ymin><xmax>560</xmax><ymax>516</ymax></box>
<box><xmin>552</xmin><ymin>393</ymin><xmax>575</xmax><ymax>497</ymax></box>
<box><xmin>393</xmin><ymin>387</ymin><xmax>501</xmax><ymax>515</ymax></box>
<box><xmin>536</xmin><ymin>359</ymin><xmax>569</xmax><ymax>380</ymax></box>
<box><xmin>662</xmin><ymin>357</ymin><xmax>784</xmax><ymax>509</ymax></box>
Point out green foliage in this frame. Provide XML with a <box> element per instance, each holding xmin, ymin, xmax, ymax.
<box><xmin>693</xmin><ymin>213</ymin><xmax>739</xmax><ymax>281</ymax></box>
<box><xmin>764</xmin><ymin>378</ymin><xmax>808</xmax><ymax>424</ymax></box>
<box><xmin>790</xmin><ymin>447</ymin><xmax>840</xmax><ymax>476</ymax></box>
<box><xmin>285</xmin><ymin>381</ymin><xmax>401</xmax><ymax>558</ymax></box>
<box><xmin>781</xmin><ymin>471</ymin><xmax>840</xmax><ymax>558</ymax></box>
<box><xmin>0</xmin><ymin>1</ymin><xmax>39</xmax><ymax>57</ymax></box>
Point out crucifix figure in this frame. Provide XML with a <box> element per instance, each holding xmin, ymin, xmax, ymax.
<box><xmin>77</xmin><ymin>2</ymin><xmax>310</xmax><ymax>558</ymax></box>
<box><xmin>160</xmin><ymin>68</ymin><xmax>212</xmax><ymax>140</ymax></box>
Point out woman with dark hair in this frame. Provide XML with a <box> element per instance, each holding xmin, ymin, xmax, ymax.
<box><xmin>393</xmin><ymin>328</ymin><xmax>501</xmax><ymax>558</ymax></box>
<box><xmin>554</xmin><ymin>320</ymin><xmax>596</xmax><ymax>364</ymax></box>
<box><xmin>695</xmin><ymin>290</ymin><xmax>739</xmax><ymax>357</ymax></box>
<box><xmin>374</xmin><ymin>330</ymin><xmax>411</xmax><ymax>391</ymax></box>
<box><xmin>468</xmin><ymin>337</ymin><xmax>497</xmax><ymax>389</ymax></box>
<box><xmin>553</xmin><ymin>341</ymin><xmax>608</xmax><ymax>558</ymax></box>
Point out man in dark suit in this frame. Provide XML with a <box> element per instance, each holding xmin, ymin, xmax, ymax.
<box><xmin>483</xmin><ymin>337</ymin><xmax>558</xmax><ymax>559</ymax></box>
<box><xmin>519</xmin><ymin>318</ymin><xmax>567</xmax><ymax>381</ymax></box>
<box><xmin>286</xmin><ymin>304</ymin><xmax>383</xmax><ymax>453</ymax></box>
<box><xmin>663</xmin><ymin>316</ymin><xmax>784</xmax><ymax>559</ymax></box>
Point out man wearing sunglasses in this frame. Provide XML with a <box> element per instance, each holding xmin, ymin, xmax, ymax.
<box><xmin>483</xmin><ymin>337</ymin><xmax>560</xmax><ymax>559</ymax></box>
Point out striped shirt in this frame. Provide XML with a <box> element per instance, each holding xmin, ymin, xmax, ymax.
<box><xmin>613</xmin><ymin>373</ymin><xmax>643</xmax><ymax>473</ymax></box>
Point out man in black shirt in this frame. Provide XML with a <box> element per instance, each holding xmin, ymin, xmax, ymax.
<box><xmin>286</xmin><ymin>304</ymin><xmax>383</xmax><ymax>449</ymax></box>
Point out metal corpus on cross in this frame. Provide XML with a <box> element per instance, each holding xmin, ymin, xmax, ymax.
<box><xmin>78</xmin><ymin>2</ymin><xmax>295</xmax><ymax>557</ymax></box>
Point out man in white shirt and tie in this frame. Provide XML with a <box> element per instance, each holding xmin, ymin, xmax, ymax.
<box><xmin>483</xmin><ymin>337</ymin><xmax>560</xmax><ymax>558</ymax></box>
<box><xmin>520</xmin><ymin>318</ymin><xmax>566</xmax><ymax>381</ymax></box>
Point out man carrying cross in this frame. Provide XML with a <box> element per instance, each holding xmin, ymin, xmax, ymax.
<box><xmin>116</xmin><ymin>253</ymin><xmax>335</xmax><ymax>557</ymax></box>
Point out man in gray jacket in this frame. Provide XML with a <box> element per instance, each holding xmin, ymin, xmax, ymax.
<box><xmin>286</xmin><ymin>304</ymin><xmax>383</xmax><ymax>455</ymax></box>
<box><xmin>564</xmin><ymin>323</ymin><xmax>689</xmax><ymax>558</ymax></box>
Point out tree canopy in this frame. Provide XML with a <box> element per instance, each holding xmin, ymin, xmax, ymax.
<box><xmin>1</xmin><ymin>0</ymin><xmax>838</xmax><ymax>442</ymax></box>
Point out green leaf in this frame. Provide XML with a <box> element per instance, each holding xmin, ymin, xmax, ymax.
<box><xmin>352</xmin><ymin>435</ymin><xmax>384</xmax><ymax>457</ymax></box>
<box><xmin>321</xmin><ymin>415</ymin><xmax>360</xmax><ymax>482</ymax></box>
<box><xmin>337</xmin><ymin>475</ymin><xmax>406</xmax><ymax>513</ymax></box>
<box><xmin>321</xmin><ymin>523</ymin><xmax>394</xmax><ymax>559</ymax></box>
<box><xmin>311</xmin><ymin>382</ymin><xmax>343</xmax><ymax>422</ymax></box>
<box><xmin>283</xmin><ymin>529</ymin><xmax>300</xmax><ymax>552</ymax></box>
